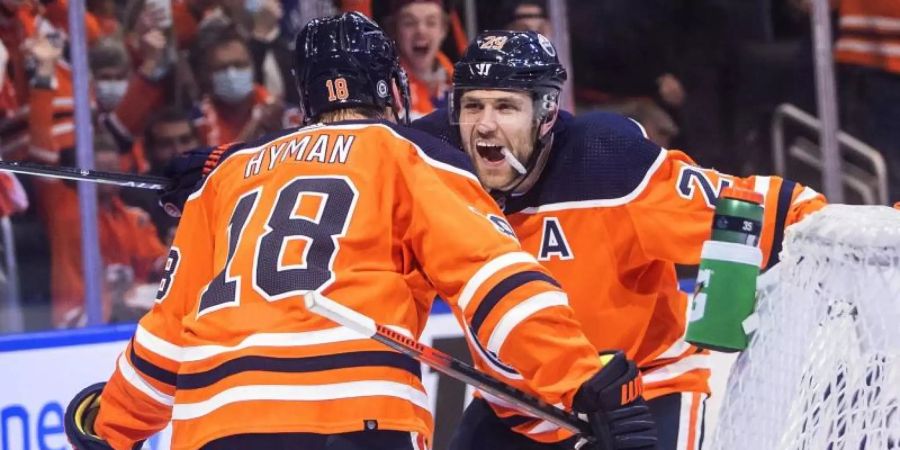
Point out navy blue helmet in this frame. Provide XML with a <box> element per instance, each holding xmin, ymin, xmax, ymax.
<box><xmin>450</xmin><ymin>30</ymin><xmax>567</xmax><ymax>126</ymax></box>
<box><xmin>451</xmin><ymin>31</ymin><xmax>567</xmax><ymax>200</ymax></box>
<box><xmin>293</xmin><ymin>12</ymin><xmax>410</xmax><ymax>123</ymax></box>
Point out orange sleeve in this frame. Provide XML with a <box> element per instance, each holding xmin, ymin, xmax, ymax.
<box><xmin>27</xmin><ymin>65</ymin><xmax>76</xmax><ymax>162</ymax></box>
<box><xmin>108</xmin><ymin>73</ymin><xmax>167</xmax><ymax>139</ymax></box>
<box><xmin>27</xmin><ymin>87</ymin><xmax>60</xmax><ymax>163</ymax></box>
<box><xmin>627</xmin><ymin>150</ymin><xmax>827</xmax><ymax>269</ymax></box>
<box><xmin>125</xmin><ymin>207</ymin><xmax>167</xmax><ymax>282</ymax></box>
<box><xmin>396</xmin><ymin>146</ymin><xmax>601</xmax><ymax>409</ymax></box>
<box><xmin>95</xmin><ymin>189</ymin><xmax>216</xmax><ymax>449</ymax></box>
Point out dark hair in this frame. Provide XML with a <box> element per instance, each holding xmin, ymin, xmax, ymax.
<box><xmin>88</xmin><ymin>37</ymin><xmax>130</xmax><ymax>73</ymax></box>
<box><xmin>144</xmin><ymin>107</ymin><xmax>196</xmax><ymax>150</ymax></box>
<box><xmin>188</xmin><ymin>23</ymin><xmax>247</xmax><ymax>75</ymax></box>
<box><xmin>501</xmin><ymin>0</ymin><xmax>548</xmax><ymax>28</ymax></box>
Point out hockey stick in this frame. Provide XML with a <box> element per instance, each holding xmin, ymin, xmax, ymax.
<box><xmin>0</xmin><ymin>160</ymin><xmax>169</xmax><ymax>190</ymax></box>
<box><xmin>303</xmin><ymin>292</ymin><xmax>596</xmax><ymax>443</ymax></box>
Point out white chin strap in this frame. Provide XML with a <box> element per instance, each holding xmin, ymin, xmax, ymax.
<box><xmin>501</xmin><ymin>148</ymin><xmax>528</xmax><ymax>175</ymax></box>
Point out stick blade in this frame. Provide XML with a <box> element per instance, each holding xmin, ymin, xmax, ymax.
<box><xmin>303</xmin><ymin>292</ymin><xmax>377</xmax><ymax>337</ymax></box>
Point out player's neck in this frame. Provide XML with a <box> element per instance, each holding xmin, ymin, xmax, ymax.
<box><xmin>319</xmin><ymin>107</ymin><xmax>394</xmax><ymax>124</ymax></box>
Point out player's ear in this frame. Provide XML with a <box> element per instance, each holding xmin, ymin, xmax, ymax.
<box><xmin>539</xmin><ymin>107</ymin><xmax>558</xmax><ymax>137</ymax></box>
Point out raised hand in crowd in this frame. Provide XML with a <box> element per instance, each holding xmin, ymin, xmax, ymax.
<box><xmin>132</xmin><ymin>3</ymin><xmax>173</xmax><ymax>79</ymax></box>
<box><xmin>656</xmin><ymin>73</ymin><xmax>685</xmax><ymax>108</ymax></box>
<box><xmin>22</xmin><ymin>33</ymin><xmax>63</xmax><ymax>80</ymax></box>
<box><xmin>249</xmin><ymin>0</ymin><xmax>284</xmax><ymax>41</ymax></box>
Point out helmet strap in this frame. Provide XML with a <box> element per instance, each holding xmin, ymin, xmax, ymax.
<box><xmin>489</xmin><ymin>113</ymin><xmax>555</xmax><ymax>208</ymax></box>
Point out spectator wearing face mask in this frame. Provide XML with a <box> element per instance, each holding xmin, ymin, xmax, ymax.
<box><xmin>189</xmin><ymin>23</ymin><xmax>284</xmax><ymax>146</ymax></box>
<box><xmin>386</xmin><ymin>0</ymin><xmax>452</xmax><ymax>119</ymax></box>
<box><xmin>89</xmin><ymin>38</ymin><xmax>131</xmax><ymax>113</ymax></box>
<box><xmin>121</xmin><ymin>107</ymin><xmax>200</xmax><ymax>245</ymax></box>
<box><xmin>95</xmin><ymin>4</ymin><xmax>173</xmax><ymax>168</ymax></box>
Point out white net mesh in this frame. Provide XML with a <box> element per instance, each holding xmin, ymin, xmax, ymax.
<box><xmin>710</xmin><ymin>205</ymin><xmax>900</xmax><ymax>450</ymax></box>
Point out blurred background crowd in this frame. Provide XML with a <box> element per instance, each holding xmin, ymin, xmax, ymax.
<box><xmin>0</xmin><ymin>0</ymin><xmax>896</xmax><ymax>332</ymax></box>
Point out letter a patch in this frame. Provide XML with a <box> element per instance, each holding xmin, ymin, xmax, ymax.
<box><xmin>538</xmin><ymin>217</ymin><xmax>573</xmax><ymax>261</ymax></box>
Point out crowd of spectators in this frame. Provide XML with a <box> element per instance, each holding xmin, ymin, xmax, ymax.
<box><xmin>0</xmin><ymin>0</ymin><xmax>895</xmax><ymax>332</ymax></box>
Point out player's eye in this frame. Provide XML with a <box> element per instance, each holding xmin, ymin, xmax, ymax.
<box><xmin>497</xmin><ymin>102</ymin><xmax>518</xmax><ymax>112</ymax></box>
<box><xmin>462</xmin><ymin>101</ymin><xmax>482</xmax><ymax>111</ymax></box>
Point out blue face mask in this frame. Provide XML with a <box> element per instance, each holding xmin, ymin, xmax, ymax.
<box><xmin>94</xmin><ymin>79</ymin><xmax>128</xmax><ymax>111</ymax></box>
<box><xmin>211</xmin><ymin>66</ymin><xmax>254</xmax><ymax>103</ymax></box>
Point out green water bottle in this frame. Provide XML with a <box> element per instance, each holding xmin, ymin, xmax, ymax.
<box><xmin>685</xmin><ymin>187</ymin><xmax>764</xmax><ymax>352</ymax></box>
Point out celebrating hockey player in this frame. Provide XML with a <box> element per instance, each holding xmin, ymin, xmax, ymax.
<box><xmin>411</xmin><ymin>31</ymin><xmax>827</xmax><ymax>450</ymax></box>
<box><xmin>64</xmin><ymin>14</ymin><xmax>656</xmax><ymax>450</ymax></box>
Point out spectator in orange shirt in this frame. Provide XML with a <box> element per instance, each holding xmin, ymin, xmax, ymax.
<box><xmin>35</xmin><ymin>133</ymin><xmax>167</xmax><ymax>328</ymax></box>
<box><xmin>386</xmin><ymin>0</ymin><xmax>453</xmax><ymax>119</ymax></box>
<box><xmin>189</xmin><ymin>23</ymin><xmax>284</xmax><ymax>146</ymax></box>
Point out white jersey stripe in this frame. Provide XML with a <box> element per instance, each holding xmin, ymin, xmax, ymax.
<box><xmin>792</xmin><ymin>186</ymin><xmax>820</xmax><ymax>205</ymax></box>
<box><xmin>486</xmin><ymin>291</ymin><xmax>569</xmax><ymax>354</ymax></box>
<box><xmin>458</xmin><ymin>251</ymin><xmax>537</xmax><ymax>311</ymax></box>
<box><xmin>526</xmin><ymin>419</ymin><xmax>561</xmax><ymax>435</ymax></box>
<box><xmin>840</xmin><ymin>15</ymin><xmax>900</xmax><ymax>32</ymax></box>
<box><xmin>135</xmin><ymin>325</ymin><xmax>413</xmax><ymax>363</ymax></box>
<box><xmin>117</xmin><ymin>353</ymin><xmax>174</xmax><ymax>406</ymax></box>
<box><xmin>171</xmin><ymin>381</ymin><xmax>430</xmax><ymax>420</ymax></box>
<box><xmin>642</xmin><ymin>353</ymin><xmax>710</xmax><ymax>385</ymax></box>
<box><xmin>752</xmin><ymin>176</ymin><xmax>771</xmax><ymax>198</ymax></box>
<box><xmin>675</xmin><ymin>392</ymin><xmax>694</xmax><ymax>450</ymax></box>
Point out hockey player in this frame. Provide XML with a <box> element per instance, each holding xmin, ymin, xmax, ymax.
<box><xmin>411</xmin><ymin>31</ymin><xmax>827</xmax><ymax>450</ymax></box>
<box><xmin>64</xmin><ymin>14</ymin><xmax>656</xmax><ymax>450</ymax></box>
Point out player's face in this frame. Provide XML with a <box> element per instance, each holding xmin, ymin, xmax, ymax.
<box><xmin>458</xmin><ymin>90</ymin><xmax>535</xmax><ymax>190</ymax></box>
<box><xmin>394</xmin><ymin>3</ymin><xmax>447</xmax><ymax>75</ymax></box>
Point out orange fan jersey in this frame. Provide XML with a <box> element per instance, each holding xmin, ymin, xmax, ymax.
<box><xmin>32</xmin><ymin>180</ymin><xmax>167</xmax><ymax>327</ymax></box>
<box><xmin>412</xmin><ymin>109</ymin><xmax>827</xmax><ymax>442</ymax></box>
<box><xmin>93</xmin><ymin>121</ymin><xmax>604</xmax><ymax>449</ymax></box>
<box><xmin>402</xmin><ymin>52</ymin><xmax>453</xmax><ymax>120</ymax></box>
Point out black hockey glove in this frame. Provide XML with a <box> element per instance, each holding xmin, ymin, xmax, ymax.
<box><xmin>158</xmin><ymin>145</ymin><xmax>230</xmax><ymax>217</ymax></box>
<box><xmin>573</xmin><ymin>351</ymin><xmax>658</xmax><ymax>450</ymax></box>
<box><xmin>65</xmin><ymin>383</ymin><xmax>145</xmax><ymax>450</ymax></box>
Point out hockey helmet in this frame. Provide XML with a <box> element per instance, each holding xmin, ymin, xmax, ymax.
<box><xmin>450</xmin><ymin>30</ymin><xmax>566</xmax><ymax>127</ymax></box>
<box><xmin>293</xmin><ymin>12</ymin><xmax>411</xmax><ymax>123</ymax></box>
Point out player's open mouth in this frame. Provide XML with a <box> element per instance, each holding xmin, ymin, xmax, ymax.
<box><xmin>476</xmin><ymin>142</ymin><xmax>507</xmax><ymax>164</ymax></box>
<box><xmin>412</xmin><ymin>43</ymin><xmax>430</xmax><ymax>56</ymax></box>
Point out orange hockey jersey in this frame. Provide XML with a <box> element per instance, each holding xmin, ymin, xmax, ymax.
<box><xmin>412</xmin><ymin>109</ymin><xmax>826</xmax><ymax>442</ymax></box>
<box><xmin>93</xmin><ymin>120</ymin><xmax>604</xmax><ymax>449</ymax></box>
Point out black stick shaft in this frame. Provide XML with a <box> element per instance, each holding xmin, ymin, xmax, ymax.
<box><xmin>305</xmin><ymin>277</ymin><xmax>598</xmax><ymax>446</ymax></box>
<box><xmin>371</xmin><ymin>324</ymin><xmax>593</xmax><ymax>437</ymax></box>
<box><xmin>0</xmin><ymin>160</ymin><xmax>170</xmax><ymax>190</ymax></box>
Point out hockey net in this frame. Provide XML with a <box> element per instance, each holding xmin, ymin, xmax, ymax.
<box><xmin>711</xmin><ymin>204</ymin><xmax>900</xmax><ymax>450</ymax></box>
